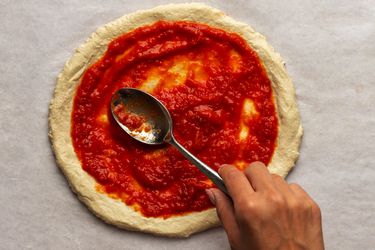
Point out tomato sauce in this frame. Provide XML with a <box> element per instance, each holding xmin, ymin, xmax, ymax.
<box><xmin>72</xmin><ymin>21</ymin><xmax>278</xmax><ymax>218</ymax></box>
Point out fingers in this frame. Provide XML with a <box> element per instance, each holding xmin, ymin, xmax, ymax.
<box><xmin>206</xmin><ymin>188</ymin><xmax>241</xmax><ymax>245</ymax></box>
<box><xmin>244</xmin><ymin>161</ymin><xmax>273</xmax><ymax>191</ymax></box>
<box><xmin>219</xmin><ymin>164</ymin><xmax>254</xmax><ymax>203</ymax></box>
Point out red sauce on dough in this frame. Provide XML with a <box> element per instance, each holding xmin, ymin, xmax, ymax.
<box><xmin>72</xmin><ymin>21</ymin><xmax>278</xmax><ymax>218</ymax></box>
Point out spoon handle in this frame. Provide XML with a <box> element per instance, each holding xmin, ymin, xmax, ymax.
<box><xmin>168</xmin><ymin>135</ymin><xmax>229</xmax><ymax>196</ymax></box>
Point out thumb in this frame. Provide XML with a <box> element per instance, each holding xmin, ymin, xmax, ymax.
<box><xmin>206</xmin><ymin>188</ymin><xmax>241</xmax><ymax>243</ymax></box>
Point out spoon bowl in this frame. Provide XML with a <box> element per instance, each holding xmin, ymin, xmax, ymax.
<box><xmin>111</xmin><ymin>88</ymin><xmax>171</xmax><ymax>145</ymax></box>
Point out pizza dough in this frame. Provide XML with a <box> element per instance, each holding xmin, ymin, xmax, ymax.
<box><xmin>49</xmin><ymin>3</ymin><xmax>302</xmax><ymax>237</ymax></box>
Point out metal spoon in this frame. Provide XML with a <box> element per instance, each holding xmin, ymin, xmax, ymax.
<box><xmin>111</xmin><ymin>88</ymin><xmax>228</xmax><ymax>195</ymax></box>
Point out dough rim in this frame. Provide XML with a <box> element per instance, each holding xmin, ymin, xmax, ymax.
<box><xmin>49</xmin><ymin>3</ymin><xmax>303</xmax><ymax>237</ymax></box>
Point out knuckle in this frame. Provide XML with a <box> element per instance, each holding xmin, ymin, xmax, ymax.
<box><xmin>268</xmin><ymin>193</ymin><xmax>287</xmax><ymax>214</ymax></box>
<box><xmin>235</xmin><ymin>200</ymin><xmax>256</xmax><ymax>222</ymax></box>
<box><xmin>268</xmin><ymin>192</ymin><xmax>285</xmax><ymax>206</ymax></box>
<box><xmin>292</xmin><ymin>200</ymin><xmax>313</xmax><ymax>215</ymax></box>
<box><xmin>289</xmin><ymin>199</ymin><xmax>303</xmax><ymax>211</ymax></box>
<box><xmin>237</xmin><ymin>199</ymin><xmax>254</xmax><ymax>212</ymax></box>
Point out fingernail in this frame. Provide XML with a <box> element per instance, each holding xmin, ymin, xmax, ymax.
<box><xmin>219</xmin><ymin>164</ymin><xmax>231</xmax><ymax>173</ymax></box>
<box><xmin>206</xmin><ymin>189</ymin><xmax>216</xmax><ymax>205</ymax></box>
<box><xmin>219</xmin><ymin>164</ymin><xmax>230</xmax><ymax>169</ymax></box>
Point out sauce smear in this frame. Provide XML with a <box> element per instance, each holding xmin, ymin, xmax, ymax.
<box><xmin>72</xmin><ymin>21</ymin><xmax>278</xmax><ymax>218</ymax></box>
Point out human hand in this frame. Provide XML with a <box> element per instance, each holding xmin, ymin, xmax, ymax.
<box><xmin>206</xmin><ymin>162</ymin><xmax>324</xmax><ymax>250</ymax></box>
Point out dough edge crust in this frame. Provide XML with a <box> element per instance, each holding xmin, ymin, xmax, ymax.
<box><xmin>49</xmin><ymin>2</ymin><xmax>303</xmax><ymax>238</ymax></box>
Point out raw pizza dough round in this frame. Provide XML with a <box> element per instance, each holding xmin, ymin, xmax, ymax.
<box><xmin>49</xmin><ymin>3</ymin><xmax>303</xmax><ymax>237</ymax></box>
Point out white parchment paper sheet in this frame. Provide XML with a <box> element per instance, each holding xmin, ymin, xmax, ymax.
<box><xmin>1</xmin><ymin>0</ymin><xmax>374</xmax><ymax>249</ymax></box>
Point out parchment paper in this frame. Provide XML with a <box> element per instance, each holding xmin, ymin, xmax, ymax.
<box><xmin>1</xmin><ymin>0</ymin><xmax>375</xmax><ymax>249</ymax></box>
